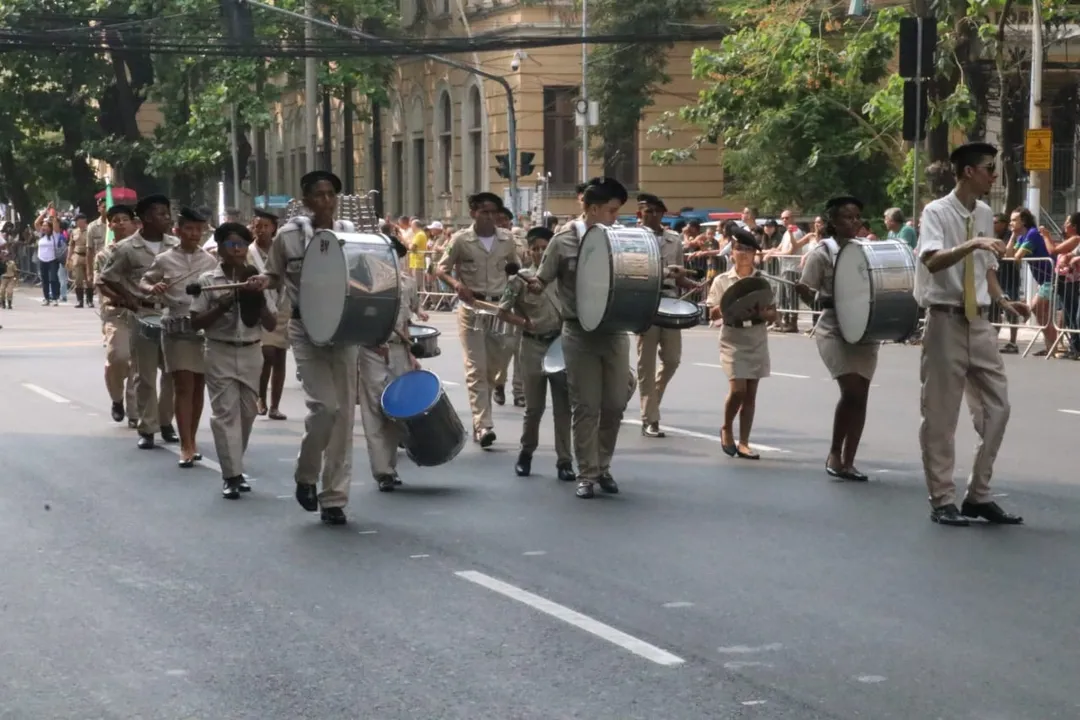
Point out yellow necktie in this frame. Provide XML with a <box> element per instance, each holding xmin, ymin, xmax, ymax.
<box><xmin>963</xmin><ymin>217</ymin><xmax>978</xmax><ymax>320</ymax></box>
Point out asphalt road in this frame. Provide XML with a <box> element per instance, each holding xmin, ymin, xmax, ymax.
<box><xmin>3</xmin><ymin>289</ymin><xmax>1080</xmax><ymax>720</ymax></box>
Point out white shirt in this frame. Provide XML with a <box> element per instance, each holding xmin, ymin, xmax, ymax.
<box><xmin>914</xmin><ymin>190</ymin><xmax>997</xmax><ymax>308</ymax></box>
<box><xmin>477</xmin><ymin>234</ymin><xmax>496</xmax><ymax>253</ymax></box>
<box><xmin>37</xmin><ymin>233</ymin><xmax>62</xmax><ymax>262</ymax></box>
<box><xmin>776</xmin><ymin>229</ymin><xmax>808</xmax><ymax>272</ymax></box>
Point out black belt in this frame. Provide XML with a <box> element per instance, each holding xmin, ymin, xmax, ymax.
<box><xmin>292</xmin><ymin>307</ymin><xmax>301</xmax><ymax>320</ymax></box>
<box><xmin>929</xmin><ymin>304</ymin><xmax>988</xmax><ymax>317</ymax></box>
<box><xmin>207</xmin><ymin>338</ymin><xmax>261</xmax><ymax>347</ymax></box>
<box><xmin>727</xmin><ymin>319</ymin><xmax>766</xmax><ymax>329</ymax></box>
<box><xmin>73</xmin><ymin>250</ymin><xmax>87</xmax><ymax>255</ymax></box>
<box><xmin>469</xmin><ymin>293</ymin><xmax>492</xmax><ymax>301</ymax></box>
<box><xmin>523</xmin><ymin>330</ymin><xmax>560</xmax><ymax>342</ymax></box>
<box><xmin>818</xmin><ymin>299</ymin><xmax>835</xmax><ymax>310</ymax></box>
<box><xmin>139</xmin><ymin>301</ymin><xmax>159</xmax><ymax>309</ymax></box>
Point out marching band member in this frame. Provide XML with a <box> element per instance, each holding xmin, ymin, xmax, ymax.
<box><xmin>636</xmin><ymin>193</ymin><xmax>696</xmax><ymax>438</ymax></box>
<box><xmin>554</xmin><ymin>183</ymin><xmax>588</xmax><ymax>233</ymax></box>
<box><xmin>99</xmin><ymin>194</ymin><xmax>180</xmax><ymax>449</ymax></box>
<box><xmin>494</xmin><ymin>206</ymin><xmax>526</xmax><ymax>407</ymax></box>
<box><xmin>191</xmin><ymin>223</ymin><xmax>275</xmax><ymax>500</ymax></box>
<box><xmin>356</xmin><ymin>235</ymin><xmax>425</xmax><ymax>492</ymax></box>
<box><xmin>251</xmin><ymin>170</ymin><xmax>358</xmax><ymax>525</ymax></box>
<box><xmin>247</xmin><ymin>208</ymin><xmax>289</xmax><ymax>420</ymax></box>
<box><xmin>796</xmin><ymin>196</ymin><xmax>878</xmax><ymax>481</ymax></box>
<box><xmin>66</xmin><ymin>213</ymin><xmax>92</xmax><ymax>308</ymax></box>
<box><xmin>530</xmin><ymin>176</ymin><xmax>629</xmax><ymax>499</ymax></box>
<box><xmin>916</xmin><ymin>142</ymin><xmax>1025</xmax><ymax>526</ymax></box>
<box><xmin>140</xmin><ymin>208</ymin><xmax>218</xmax><ymax>467</ymax></box>
<box><xmin>498</xmin><ymin>227</ymin><xmax>575</xmax><ymax>482</ymax></box>
<box><xmin>706</xmin><ymin>229</ymin><xmax>773</xmax><ymax>458</ymax></box>
<box><xmin>85</xmin><ymin>195</ymin><xmax>109</xmax><ymax>309</ymax></box>
<box><xmin>435</xmin><ymin>192</ymin><xmax>520</xmax><ymax>447</ymax></box>
<box><xmin>94</xmin><ymin>204</ymin><xmax>139</xmax><ymax>425</ymax></box>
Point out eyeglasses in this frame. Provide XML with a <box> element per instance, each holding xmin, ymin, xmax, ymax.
<box><xmin>978</xmin><ymin>163</ymin><xmax>997</xmax><ymax>174</ymax></box>
<box><xmin>222</xmin><ymin>240</ymin><xmax>248</xmax><ymax>249</ymax></box>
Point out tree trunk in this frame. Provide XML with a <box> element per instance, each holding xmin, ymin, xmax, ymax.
<box><xmin>102</xmin><ymin>31</ymin><xmax>159</xmax><ymax>196</ymax></box>
<box><xmin>0</xmin><ymin>142</ymin><xmax>36</xmax><ymax>229</ymax></box>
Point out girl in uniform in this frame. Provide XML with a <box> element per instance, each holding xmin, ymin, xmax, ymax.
<box><xmin>795</xmin><ymin>196</ymin><xmax>877</xmax><ymax>481</ymax></box>
<box><xmin>706</xmin><ymin>229</ymin><xmax>774</xmax><ymax>459</ymax></box>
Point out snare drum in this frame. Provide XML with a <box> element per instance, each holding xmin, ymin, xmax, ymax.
<box><xmin>576</xmin><ymin>225</ymin><xmax>662</xmax><ymax>333</ymax></box>
<box><xmin>138</xmin><ymin>315</ymin><xmax>164</xmax><ymax>343</ymax></box>
<box><xmin>466</xmin><ymin>307</ymin><xmax>519</xmax><ymax>338</ymax></box>
<box><xmin>653</xmin><ymin>298</ymin><xmax>701</xmax><ymax>330</ymax></box>
<box><xmin>408</xmin><ymin>324</ymin><xmax>441</xmax><ymax>358</ymax></box>
<box><xmin>299</xmin><ymin>230</ymin><xmax>401</xmax><ymax>347</ymax></box>
<box><xmin>162</xmin><ymin>315</ymin><xmax>194</xmax><ymax>336</ymax></box>
<box><xmin>381</xmin><ymin>370</ymin><xmax>466</xmax><ymax>467</ymax></box>
<box><xmin>834</xmin><ymin>239</ymin><xmax>919</xmax><ymax>344</ymax></box>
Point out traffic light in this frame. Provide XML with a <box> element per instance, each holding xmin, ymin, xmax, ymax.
<box><xmin>519</xmin><ymin>151</ymin><xmax>535</xmax><ymax>177</ymax></box>
<box><xmin>495</xmin><ymin>154</ymin><xmax>511</xmax><ymax>179</ymax></box>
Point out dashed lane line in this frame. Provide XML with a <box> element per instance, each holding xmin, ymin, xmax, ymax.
<box><xmin>692</xmin><ymin>362</ymin><xmax>810</xmax><ymax>379</ymax></box>
<box><xmin>21</xmin><ymin>383</ymin><xmax>70</xmax><ymax>403</ymax></box>
<box><xmin>1058</xmin><ymin>409</ymin><xmax>1080</xmax><ymax>415</ymax></box>
<box><xmin>455</xmin><ymin>570</ymin><xmax>685</xmax><ymax>667</ymax></box>
<box><xmin>621</xmin><ymin>419</ymin><xmax>790</xmax><ymax>454</ymax></box>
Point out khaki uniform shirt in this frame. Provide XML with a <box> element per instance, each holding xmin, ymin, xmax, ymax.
<box><xmin>2</xmin><ymin>259</ymin><xmax>16</xmax><ymax>279</ymax></box>
<box><xmin>652</xmin><ymin>227</ymin><xmax>685</xmax><ymax>298</ymax></box>
<box><xmin>86</xmin><ymin>217</ymin><xmax>108</xmax><ymax>276</ymax></box>
<box><xmin>536</xmin><ymin>225</ymin><xmax>585</xmax><ymax>321</ymax></box>
<box><xmin>93</xmin><ymin>244</ymin><xmax>118</xmax><ymax>308</ymax></box>
<box><xmin>68</xmin><ymin>228</ymin><xmax>88</xmax><ymax>262</ymax></box>
<box><xmin>499</xmin><ymin>265</ymin><xmax>562</xmax><ymax>336</ymax></box>
<box><xmin>435</xmin><ymin>225</ymin><xmax>519</xmax><ymax>298</ymax></box>
<box><xmin>191</xmin><ymin>266</ymin><xmax>264</xmax><ymax>344</ymax></box>
<box><xmin>554</xmin><ymin>214</ymin><xmax>585</xmax><ymax>235</ymax></box>
<box><xmin>141</xmin><ymin>246</ymin><xmax>219</xmax><ymax>318</ymax></box>
<box><xmin>99</xmin><ymin>232</ymin><xmax>181</xmax><ymax>315</ymax></box>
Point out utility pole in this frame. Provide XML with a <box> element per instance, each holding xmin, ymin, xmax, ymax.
<box><xmin>304</xmin><ymin>0</ymin><xmax>318</xmax><ymax>173</ymax></box>
<box><xmin>580</xmin><ymin>0</ymin><xmax>589</xmax><ymax>183</ymax></box>
<box><xmin>912</xmin><ymin>17</ymin><xmax>924</xmax><ymax>223</ymax></box>
<box><xmin>1027</xmin><ymin>0</ymin><xmax>1044</xmax><ymax>225</ymax></box>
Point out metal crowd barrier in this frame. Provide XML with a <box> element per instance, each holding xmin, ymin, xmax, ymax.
<box><xmin>989</xmin><ymin>257</ymin><xmax>1055</xmax><ymax>358</ymax></box>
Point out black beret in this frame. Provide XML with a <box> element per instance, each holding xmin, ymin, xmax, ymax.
<box><xmin>824</xmin><ymin>196</ymin><xmax>864</xmax><ymax>212</ymax></box>
<box><xmin>636</xmin><ymin>193</ymin><xmax>667</xmax><ymax>212</ymax></box>
<box><xmin>177</xmin><ymin>207</ymin><xmax>207</xmax><ymax>224</ymax></box>
<box><xmin>213</xmin><ymin>222</ymin><xmax>253</xmax><ymax>246</ymax></box>
<box><xmin>468</xmin><ymin>192</ymin><xmax>504</xmax><ymax>209</ymax></box>
<box><xmin>253</xmin><ymin>208</ymin><xmax>279</xmax><ymax>223</ymax></box>
<box><xmin>526</xmin><ymin>227</ymin><xmax>554</xmax><ymax>242</ymax></box>
<box><xmin>106</xmin><ymin>204</ymin><xmax>134</xmax><ymax>220</ymax></box>
<box><xmin>134</xmin><ymin>194</ymin><xmax>170</xmax><ymax>217</ymax></box>
<box><xmin>730</xmin><ymin>227</ymin><xmax>760</xmax><ymax>251</ymax></box>
<box><xmin>300</xmin><ymin>170</ymin><xmax>342</xmax><ymax>194</ymax></box>
<box><xmin>583</xmin><ymin>176</ymin><xmax>629</xmax><ymax>204</ymax></box>
<box><xmin>574</xmin><ymin>182</ymin><xmax>589</xmax><ymax>195</ymax></box>
<box><xmin>949</xmin><ymin>142</ymin><xmax>998</xmax><ymax>166</ymax></box>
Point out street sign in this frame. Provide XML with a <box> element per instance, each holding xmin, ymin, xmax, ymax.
<box><xmin>1024</xmin><ymin>128</ymin><xmax>1053</xmax><ymax>171</ymax></box>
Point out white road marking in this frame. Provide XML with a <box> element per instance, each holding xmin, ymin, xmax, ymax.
<box><xmin>163</xmin><ymin>445</ymin><xmax>226</xmax><ymax>475</ymax></box>
<box><xmin>275</xmin><ymin>495</ymin><xmax>293</xmax><ymax>499</ymax></box>
<box><xmin>663</xmin><ymin>601</ymin><xmax>694</xmax><ymax>608</ymax></box>
<box><xmin>717</xmin><ymin>643</ymin><xmax>783</xmax><ymax>654</ymax></box>
<box><xmin>740</xmin><ymin>700</ymin><xmax>767</xmax><ymax>706</ymax></box>
<box><xmin>856</xmin><ymin>675</ymin><xmax>886</xmax><ymax>684</ymax></box>
<box><xmin>1058</xmin><ymin>409</ymin><xmax>1080</xmax><ymax>415</ymax></box>
<box><xmin>22</xmin><ymin>383</ymin><xmax>70</xmax><ymax>404</ymax></box>
<box><xmin>992</xmin><ymin>493</ymin><xmax>1009</xmax><ymax>498</ymax></box>
<box><xmin>410</xmin><ymin>554</ymin><xmax>430</xmax><ymax>559</ymax></box>
<box><xmin>455</xmin><ymin>570</ymin><xmax>685</xmax><ymax>667</ymax></box>
<box><xmin>522</xmin><ymin>550</ymin><xmax>547</xmax><ymax>556</ymax></box>
<box><xmin>357</xmin><ymin>530</ymin><xmax>378</xmax><ymax>535</ymax></box>
<box><xmin>692</xmin><ymin>363</ymin><xmax>809</xmax><ymax>379</ymax></box>
<box><xmin>164</xmin><ymin>669</ymin><xmax>188</xmax><ymax>677</ymax></box>
<box><xmin>725</xmin><ymin>661</ymin><xmax>774</xmax><ymax>670</ymax></box>
<box><xmin>621</xmin><ymin>419</ymin><xmax>790</xmax><ymax>454</ymax></box>
<box><xmin>871</xmin><ymin>469</ymin><xmax>891</xmax><ymax>474</ymax></box>
<box><xmin>443</xmin><ymin>380</ymin><xmax>460</xmax><ymax>387</ymax></box>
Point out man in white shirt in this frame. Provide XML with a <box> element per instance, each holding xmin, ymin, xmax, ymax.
<box><xmin>915</xmin><ymin>142</ymin><xmax>1027</xmax><ymax>527</ymax></box>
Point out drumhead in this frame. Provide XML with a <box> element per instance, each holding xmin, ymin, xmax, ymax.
<box><xmin>576</xmin><ymin>226</ymin><xmax>613</xmax><ymax>332</ymax></box>
<box><xmin>656</xmin><ymin>298</ymin><xmax>699</xmax><ymax>318</ymax></box>
<box><xmin>834</xmin><ymin>241</ymin><xmax>872</xmax><ymax>344</ymax></box>
<box><xmin>542</xmin><ymin>337</ymin><xmax>566</xmax><ymax>375</ymax></box>
<box><xmin>381</xmin><ymin>369</ymin><xmax>442</xmax><ymax>419</ymax></box>
<box><xmin>140</xmin><ymin>315</ymin><xmax>163</xmax><ymax>327</ymax></box>
<box><xmin>299</xmin><ymin>231</ymin><xmax>348</xmax><ymax>344</ymax></box>
<box><xmin>409</xmin><ymin>325</ymin><xmax>440</xmax><ymax>339</ymax></box>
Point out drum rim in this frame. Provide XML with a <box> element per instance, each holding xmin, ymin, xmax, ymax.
<box><xmin>380</xmin><ymin>368</ymin><xmax>445</xmax><ymax>419</ymax></box>
<box><xmin>656</xmin><ymin>297</ymin><xmax>700</xmax><ymax>317</ymax></box>
<box><xmin>576</xmin><ymin>225</ymin><xmax>617</xmax><ymax>332</ymax></box>
<box><xmin>408</xmin><ymin>324</ymin><xmax>441</xmax><ymax>338</ymax></box>
<box><xmin>834</xmin><ymin>239</ymin><xmax>919</xmax><ymax>344</ymax></box>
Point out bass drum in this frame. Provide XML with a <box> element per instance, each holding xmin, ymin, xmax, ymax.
<box><xmin>576</xmin><ymin>225</ymin><xmax>662</xmax><ymax>334</ymax></box>
<box><xmin>299</xmin><ymin>230</ymin><xmax>400</xmax><ymax>347</ymax></box>
<box><xmin>381</xmin><ymin>370</ymin><xmax>465</xmax><ymax>467</ymax></box>
<box><xmin>834</xmin><ymin>239</ymin><xmax>919</xmax><ymax>344</ymax></box>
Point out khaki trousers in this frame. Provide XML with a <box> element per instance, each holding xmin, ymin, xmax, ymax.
<box><xmin>289</xmin><ymin>321</ymin><xmax>358</xmax><ymax>509</ymax></box>
<box><xmin>636</xmin><ymin>325</ymin><xmax>682</xmax><ymax>424</ymax></box>
<box><xmin>102</xmin><ymin>307</ymin><xmax>137</xmax><ymax>414</ymax></box>
<box><xmin>562</xmin><ymin>322</ymin><xmax>630</xmax><ymax>480</ymax></box>
<box><xmin>356</xmin><ymin>344</ymin><xmax>407</xmax><ymax>480</ymax></box>
<box><xmin>129</xmin><ymin>315</ymin><xmax>174</xmax><ymax>435</ymax></box>
<box><xmin>518</xmin><ymin>335</ymin><xmax>573</xmax><ymax>464</ymax></box>
<box><xmin>457</xmin><ymin>307</ymin><xmax>511</xmax><ymax>431</ymax></box>
<box><xmin>494</xmin><ymin>343</ymin><xmax>524</xmax><ymax>399</ymax></box>
<box><xmin>70</xmin><ymin>263</ymin><xmax>88</xmax><ymax>289</ymax></box>
<box><xmin>919</xmin><ymin>309</ymin><xmax>1010</xmax><ymax>507</ymax></box>
<box><xmin>0</xmin><ymin>276</ymin><xmax>15</xmax><ymax>300</ymax></box>
<box><xmin>205</xmin><ymin>342</ymin><xmax>262</xmax><ymax>479</ymax></box>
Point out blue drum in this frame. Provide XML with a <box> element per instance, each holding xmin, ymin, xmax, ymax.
<box><xmin>381</xmin><ymin>370</ymin><xmax>465</xmax><ymax>467</ymax></box>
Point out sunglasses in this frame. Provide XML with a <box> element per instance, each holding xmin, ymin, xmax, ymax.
<box><xmin>978</xmin><ymin>163</ymin><xmax>997</xmax><ymax>174</ymax></box>
<box><xmin>221</xmin><ymin>240</ymin><xmax>248</xmax><ymax>249</ymax></box>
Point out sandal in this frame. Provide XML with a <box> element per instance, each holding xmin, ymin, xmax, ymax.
<box><xmin>268</xmin><ymin>408</ymin><xmax>287</xmax><ymax>420</ymax></box>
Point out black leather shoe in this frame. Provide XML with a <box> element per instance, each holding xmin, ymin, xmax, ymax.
<box><xmin>160</xmin><ymin>425</ymin><xmax>179</xmax><ymax>443</ymax></box>
<box><xmin>930</xmin><ymin>504</ymin><xmax>970</xmax><ymax>526</ymax></box>
<box><xmin>320</xmin><ymin>507</ymin><xmax>347</xmax><ymax>525</ymax></box>
<box><xmin>222</xmin><ymin>477</ymin><xmax>241</xmax><ymax>500</ymax></box>
<box><xmin>515</xmin><ymin>452</ymin><xmax>532</xmax><ymax>477</ymax></box>
<box><xmin>513</xmin><ymin>396</ymin><xmax>526</xmax><ymax>407</ymax></box>
<box><xmin>377</xmin><ymin>475</ymin><xmax>396</xmax><ymax>492</ymax></box>
<box><xmin>642</xmin><ymin>422</ymin><xmax>666</xmax><ymax>438</ymax></box>
<box><xmin>576</xmin><ymin>480</ymin><xmax>595</xmax><ymax>499</ymax></box>
<box><xmin>127</xmin><ymin>419</ymin><xmax>138</xmax><ymax>429</ymax></box>
<box><xmin>596</xmin><ymin>473</ymin><xmax>619</xmax><ymax>494</ymax></box>
<box><xmin>295</xmin><ymin>483</ymin><xmax>319</xmax><ymax>512</ymax></box>
<box><xmin>493</xmin><ymin>385</ymin><xmax>506</xmax><ymax>406</ymax></box>
<box><xmin>110</xmin><ymin>402</ymin><xmax>124</xmax><ymax>422</ymax></box>
<box><xmin>137</xmin><ymin>433</ymin><xmax>154</xmax><ymax>450</ymax></box>
<box><xmin>961</xmin><ymin>500</ymin><xmax>1023</xmax><ymax>525</ymax></box>
<box><xmin>478</xmin><ymin>428</ymin><xmax>496</xmax><ymax>448</ymax></box>
<box><xmin>556</xmin><ymin>462</ymin><xmax>576</xmax><ymax>482</ymax></box>
<box><xmin>237</xmin><ymin>476</ymin><xmax>251</xmax><ymax>492</ymax></box>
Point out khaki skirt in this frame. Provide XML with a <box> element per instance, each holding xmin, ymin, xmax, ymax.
<box><xmin>719</xmin><ymin>325</ymin><xmax>770</xmax><ymax>380</ymax></box>
<box><xmin>816</xmin><ymin>334</ymin><xmax>879</xmax><ymax>381</ymax></box>
<box><xmin>262</xmin><ymin>305</ymin><xmax>291</xmax><ymax>349</ymax></box>
<box><xmin>163</xmin><ymin>335</ymin><xmax>206</xmax><ymax>374</ymax></box>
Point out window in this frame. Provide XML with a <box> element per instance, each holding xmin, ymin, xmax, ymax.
<box><xmin>466</xmin><ymin>85</ymin><xmax>484</xmax><ymax>194</ymax></box>
<box><xmin>412</xmin><ymin>137</ymin><xmax>426</xmax><ymax>218</ymax></box>
<box><xmin>543</xmin><ymin>87</ymin><xmax>578</xmax><ymax>190</ymax></box>
<box><xmin>437</xmin><ymin>91</ymin><xmax>453</xmax><ymax>195</ymax></box>
<box><xmin>602</xmin><ymin>127</ymin><xmax>638</xmax><ymax>188</ymax></box>
<box><xmin>391</xmin><ymin>140</ymin><xmax>404</xmax><ymax>216</ymax></box>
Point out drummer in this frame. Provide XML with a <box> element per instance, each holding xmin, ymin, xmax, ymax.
<box><xmin>356</xmin><ymin>234</ymin><xmax>425</xmax><ymax>492</ymax></box>
<box><xmin>636</xmin><ymin>192</ymin><xmax>698</xmax><ymax>438</ymax></box>
<box><xmin>250</xmin><ymin>170</ymin><xmax>359</xmax><ymax>525</ymax></box>
<box><xmin>795</xmin><ymin>196</ymin><xmax>878</xmax><ymax>481</ymax></box>
<box><xmin>705</xmin><ymin>229</ymin><xmax>774</xmax><ymax>458</ymax></box>
<box><xmin>530</xmin><ymin>176</ymin><xmax>630</xmax><ymax>499</ymax></box>
<box><xmin>434</xmin><ymin>192</ymin><xmax>520</xmax><ymax>448</ymax></box>
<box><xmin>498</xmin><ymin>227</ymin><xmax>575</xmax><ymax>482</ymax></box>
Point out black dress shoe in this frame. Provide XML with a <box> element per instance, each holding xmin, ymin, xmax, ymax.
<box><xmin>513</xmin><ymin>396</ymin><xmax>526</xmax><ymax>408</ymax></box>
<box><xmin>237</xmin><ymin>476</ymin><xmax>251</xmax><ymax>492</ymax></box>
<box><xmin>160</xmin><ymin>425</ymin><xmax>179</xmax><ymax>443</ymax></box>
<box><xmin>222</xmin><ymin>477</ymin><xmax>241</xmax><ymax>500</ymax></box>
<box><xmin>320</xmin><ymin>507</ymin><xmax>347</xmax><ymax>525</ymax></box>
<box><xmin>478</xmin><ymin>428</ymin><xmax>496</xmax><ymax>448</ymax></box>
<box><xmin>137</xmin><ymin>433</ymin><xmax>155</xmax><ymax>450</ymax></box>
<box><xmin>840</xmin><ymin>467</ymin><xmax>868</xmax><ymax>481</ymax></box>
<box><xmin>377</xmin><ymin>475</ymin><xmax>396</xmax><ymax>492</ymax></box>
<box><xmin>295</xmin><ymin>483</ymin><xmax>319</xmax><ymax>512</ymax></box>
<box><xmin>930</xmin><ymin>504</ymin><xmax>970</xmax><ymax>526</ymax></box>
<box><xmin>961</xmin><ymin>500</ymin><xmax>1024</xmax><ymax>525</ymax></box>
<box><xmin>515</xmin><ymin>452</ymin><xmax>532</xmax><ymax>477</ymax></box>
<box><xmin>576</xmin><ymin>480</ymin><xmax>595</xmax><ymax>499</ymax></box>
<box><xmin>596</xmin><ymin>473</ymin><xmax>619</xmax><ymax>494</ymax></box>
<box><xmin>110</xmin><ymin>402</ymin><xmax>124</xmax><ymax>422</ymax></box>
<box><xmin>642</xmin><ymin>422</ymin><xmax>666</xmax><ymax>438</ymax></box>
<box><xmin>736</xmin><ymin>448</ymin><xmax>761</xmax><ymax>460</ymax></box>
<box><xmin>127</xmin><ymin>419</ymin><xmax>138</xmax><ymax>429</ymax></box>
<box><xmin>556</xmin><ymin>462</ymin><xmax>576</xmax><ymax>482</ymax></box>
<box><xmin>177</xmin><ymin>456</ymin><xmax>195</xmax><ymax>469</ymax></box>
<box><xmin>493</xmin><ymin>385</ymin><xmax>506</xmax><ymax>406</ymax></box>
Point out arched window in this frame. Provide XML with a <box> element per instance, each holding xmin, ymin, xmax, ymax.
<box><xmin>437</xmin><ymin>91</ymin><xmax>453</xmax><ymax>195</ymax></box>
<box><xmin>465</xmin><ymin>85</ymin><xmax>484</xmax><ymax>194</ymax></box>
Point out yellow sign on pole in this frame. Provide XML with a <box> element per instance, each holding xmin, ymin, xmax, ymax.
<box><xmin>1025</xmin><ymin>128</ymin><xmax>1053</xmax><ymax>171</ymax></box>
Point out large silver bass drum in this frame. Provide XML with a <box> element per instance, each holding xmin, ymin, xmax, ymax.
<box><xmin>299</xmin><ymin>230</ymin><xmax>401</xmax><ymax>346</ymax></box>
<box><xmin>833</xmin><ymin>239</ymin><xmax>919</xmax><ymax>344</ymax></box>
<box><xmin>576</xmin><ymin>225</ymin><xmax>662</xmax><ymax>333</ymax></box>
